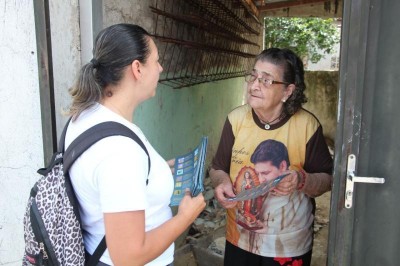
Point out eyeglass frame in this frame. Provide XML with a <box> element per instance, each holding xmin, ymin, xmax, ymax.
<box><xmin>244</xmin><ymin>71</ymin><xmax>290</xmax><ymax>87</ymax></box>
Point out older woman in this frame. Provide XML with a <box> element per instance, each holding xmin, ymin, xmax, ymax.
<box><xmin>65</xmin><ymin>23</ymin><xmax>205</xmax><ymax>266</ymax></box>
<box><xmin>210</xmin><ymin>48</ymin><xmax>333</xmax><ymax>266</ymax></box>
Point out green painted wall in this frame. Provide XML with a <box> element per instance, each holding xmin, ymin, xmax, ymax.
<box><xmin>303</xmin><ymin>71</ymin><xmax>339</xmax><ymax>142</ymax></box>
<box><xmin>133</xmin><ymin>77</ymin><xmax>246</xmax><ymax>167</ymax></box>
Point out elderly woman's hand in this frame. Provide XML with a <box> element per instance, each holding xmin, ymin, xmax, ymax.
<box><xmin>209</xmin><ymin>168</ymin><xmax>238</xmax><ymax>209</ymax></box>
<box><xmin>214</xmin><ymin>181</ymin><xmax>238</xmax><ymax>209</ymax></box>
<box><xmin>271</xmin><ymin>170</ymin><xmax>300</xmax><ymax>196</ymax></box>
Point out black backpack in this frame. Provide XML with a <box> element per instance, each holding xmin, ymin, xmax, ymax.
<box><xmin>22</xmin><ymin>120</ymin><xmax>150</xmax><ymax>266</ymax></box>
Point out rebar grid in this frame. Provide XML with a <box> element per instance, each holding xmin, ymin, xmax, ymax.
<box><xmin>150</xmin><ymin>0</ymin><xmax>262</xmax><ymax>89</ymax></box>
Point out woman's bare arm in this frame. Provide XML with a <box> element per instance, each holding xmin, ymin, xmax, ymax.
<box><xmin>104</xmin><ymin>190</ymin><xmax>205</xmax><ymax>266</ymax></box>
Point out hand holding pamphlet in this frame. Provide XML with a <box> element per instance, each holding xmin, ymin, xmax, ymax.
<box><xmin>226</xmin><ymin>173</ymin><xmax>290</xmax><ymax>202</ymax></box>
<box><xmin>170</xmin><ymin>136</ymin><xmax>208</xmax><ymax>206</ymax></box>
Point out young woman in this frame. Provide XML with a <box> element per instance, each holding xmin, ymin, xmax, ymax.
<box><xmin>65</xmin><ymin>23</ymin><xmax>205</xmax><ymax>266</ymax></box>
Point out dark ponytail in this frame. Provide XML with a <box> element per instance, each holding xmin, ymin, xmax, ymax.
<box><xmin>68</xmin><ymin>24</ymin><xmax>151</xmax><ymax>119</ymax></box>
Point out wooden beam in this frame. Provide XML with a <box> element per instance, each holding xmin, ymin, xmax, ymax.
<box><xmin>258</xmin><ymin>0</ymin><xmax>327</xmax><ymax>11</ymax></box>
<box><xmin>239</xmin><ymin>0</ymin><xmax>260</xmax><ymax>18</ymax></box>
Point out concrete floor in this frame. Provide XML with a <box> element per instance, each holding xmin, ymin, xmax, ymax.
<box><xmin>311</xmin><ymin>191</ymin><xmax>331</xmax><ymax>266</ymax></box>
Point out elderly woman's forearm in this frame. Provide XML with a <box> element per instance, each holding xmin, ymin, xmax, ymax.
<box><xmin>300</xmin><ymin>172</ymin><xmax>332</xmax><ymax>198</ymax></box>
<box><xmin>209</xmin><ymin>168</ymin><xmax>231</xmax><ymax>188</ymax></box>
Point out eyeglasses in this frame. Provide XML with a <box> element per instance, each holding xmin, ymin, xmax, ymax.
<box><xmin>245</xmin><ymin>73</ymin><xmax>289</xmax><ymax>87</ymax></box>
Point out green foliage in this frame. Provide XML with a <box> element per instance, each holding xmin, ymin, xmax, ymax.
<box><xmin>264</xmin><ymin>17</ymin><xmax>340</xmax><ymax>63</ymax></box>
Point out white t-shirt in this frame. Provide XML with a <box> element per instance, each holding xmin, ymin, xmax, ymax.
<box><xmin>65</xmin><ymin>103</ymin><xmax>174</xmax><ymax>266</ymax></box>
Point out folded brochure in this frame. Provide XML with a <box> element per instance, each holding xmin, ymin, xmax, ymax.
<box><xmin>170</xmin><ymin>136</ymin><xmax>208</xmax><ymax>206</ymax></box>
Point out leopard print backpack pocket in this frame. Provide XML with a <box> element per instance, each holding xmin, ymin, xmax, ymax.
<box><xmin>22</xmin><ymin>152</ymin><xmax>85</xmax><ymax>266</ymax></box>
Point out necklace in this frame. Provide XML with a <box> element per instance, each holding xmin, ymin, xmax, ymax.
<box><xmin>260</xmin><ymin>113</ymin><xmax>284</xmax><ymax>130</ymax></box>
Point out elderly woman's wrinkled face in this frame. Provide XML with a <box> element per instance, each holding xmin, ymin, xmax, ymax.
<box><xmin>246</xmin><ymin>60</ymin><xmax>289</xmax><ymax>114</ymax></box>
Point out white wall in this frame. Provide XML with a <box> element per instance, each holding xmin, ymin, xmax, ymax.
<box><xmin>305</xmin><ymin>42</ymin><xmax>341</xmax><ymax>71</ymax></box>
<box><xmin>0</xmin><ymin>0</ymin><xmax>43</xmax><ymax>264</ymax></box>
<box><xmin>305</xmin><ymin>23</ymin><xmax>341</xmax><ymax>71</ymax></box>
<box><xmin>0</xmin><ymin>1</ymin><xmax>81</xmax><ymax>264</ymax></box>
<box><xmin>49</xmin><ymin>1</ymin><xmax>81</xmax><ymax>138</ymax></box>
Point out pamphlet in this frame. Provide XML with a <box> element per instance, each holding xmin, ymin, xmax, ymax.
<box><xmin>226</xmin><ymin>173</ymin><xmax>290</xmax><ymax>201</ymax></box>
<box><xmin>170</xmin><ymin>136</ymin><xmax>208</xmax><ymax>206</ymax></box>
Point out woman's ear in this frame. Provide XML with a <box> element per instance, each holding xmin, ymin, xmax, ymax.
<box><xmin>131</xmin><ymin>60</ymin><xmax>142</xmax><ymax>80</ymax></box>
<box><xmin>283</xmin><ymin>84</ymin><xmax>296</xmax><ymax>102</ymax></box>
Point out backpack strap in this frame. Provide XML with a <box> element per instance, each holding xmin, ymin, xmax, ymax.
<box><xmin>63</xmin><ymin>121</ymin><xmax>151</xmax><ymax>179</ymax></box>
<box><xmin>86</xmin><ymin>237</ymin><xmax>107</xmax><ymax>266</ymax></box>
<box><xmin>62</xmin><ymin>121</ymin><xmax>151</xmax><ymax>266</ymax></box>
<box><xmin>58</xmin><ymin>117</ymin><xmax>73</xmax><ymax>153</ymax></box>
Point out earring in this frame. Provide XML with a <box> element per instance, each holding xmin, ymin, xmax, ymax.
<box><xmin>282</xmin><ymin>99</ymin><xmax>286</xmax><ymax>103</ymax></box>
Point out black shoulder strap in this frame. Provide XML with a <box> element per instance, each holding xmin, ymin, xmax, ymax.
<box><xmin>61</xmin><ymin>120</ymin><xmax>151</xmax><ymax>266</ymax></box>
<box><xmin>87</xmin><ymin>237</ymin><xmax>107</xmax><ymax>266</ymax></box>
<box><xmin>63</xmin><ymin>121</ymin><xmax>151</xmax><ymax>179</ymax></box>
<box><xmin>58</xmin><ymin>117</ymin><xmax>72</xmax><ymax>154</ymax></box>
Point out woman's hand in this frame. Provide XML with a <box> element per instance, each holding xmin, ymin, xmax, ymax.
<box><xmin>209</xmin><ymin>168</ymin><xmax>238</xmax><ymax>209</ymax></box>
<box><xmin>271</xmin><ymin>170</ymin><xmax>299</xmax><ymax>196</ymax></box>
<box><xmin>214</xmin><ymin>181</ymin><xmax>238</xmax><ymax>209</ymax></box>
<box><xmin>177</xmin><ymin>189</ymin><xmax>206</xmax><ymax>222</ymax></box>
<box><xmin>166</xmin><ymin>158</ymin><xmax>175</xmax><ymax>174</ymax></box>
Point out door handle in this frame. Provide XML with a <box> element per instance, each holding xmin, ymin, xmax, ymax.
<box><xmin>345</xmin><ymin>154</ymin><xmax>385</xmax><ymax>208</ymax></box>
